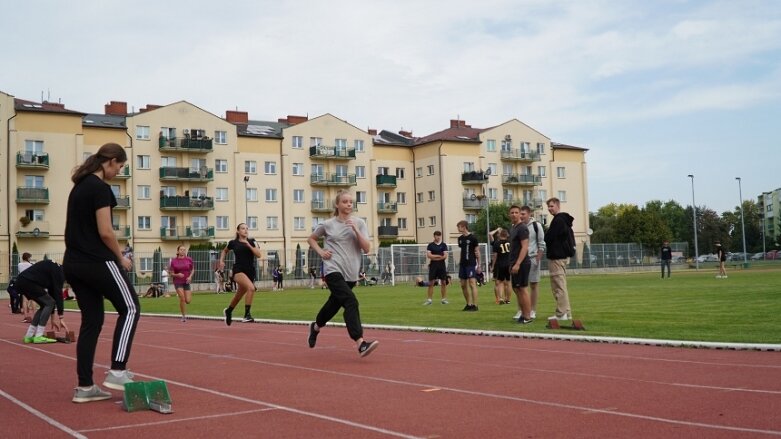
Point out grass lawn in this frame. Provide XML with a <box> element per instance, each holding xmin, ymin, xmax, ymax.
<box><xmin>65</xmin><ymin>266</ymin><xmax>781</xmax><ymax>344</ymax></box>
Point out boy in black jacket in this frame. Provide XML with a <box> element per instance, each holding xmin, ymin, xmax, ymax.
<box><xmin>543</xmin><ymin>197</ymin><xmax>574</xmax><ymax>321</ymax></box>
<box><xmin>15</xmin><ymin>260</ymin><xmax>66</xmax><ymax>343</ymax></box>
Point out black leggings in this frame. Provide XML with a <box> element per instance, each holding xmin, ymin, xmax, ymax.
<box><xmin>16</xmin><ymin>278</ymin><xmax>55</xmax><ymax>327</ymax></box>
<box><xmin>316</xmin><ymin>272</ymin><xmax>363</xmax><ymax>341</ymax></box>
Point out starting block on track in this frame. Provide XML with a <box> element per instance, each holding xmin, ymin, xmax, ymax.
<box><xmin>46</xmin><ymin>330</ymin><xmax>76</xmax><ymax>343</ymax></box>
<box><xmin>123</xmin><ymin>380</ymin><xmax>173</xmax><ymax>414</ymax></box>
<box><xmin>546</xmin><ymin>318</ymin><xmax>586</xmax><ymax>331</ymax></box>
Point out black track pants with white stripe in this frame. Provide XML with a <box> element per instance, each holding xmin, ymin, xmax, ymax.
<box><xmin>65</xmin><ymin>260</ymin><xmax>140</xmax><ymax>387</ymax></box>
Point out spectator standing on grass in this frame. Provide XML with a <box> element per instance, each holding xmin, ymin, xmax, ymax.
<box><xmin>520</xmin><ymin>206</ymin><xmax>545</xmax><ymax>319</ymax></box>
<box><xmin>219</xmin><ymin>223</ymin><xmax>262</xmax><ymax>325</ymax></box>
<box><xmin>509</xmin><ymin>205</ymin><xmax>533</xmax><ymax>324</ymax></box>
<box><xmin>543</xmin><ymin>197</ymin><xmax>574</xmax><ymax>321</ymax></box>
<box><xmin>64</xmin><ymin>142</ymin><xmax>139</xmax><ymax>403</ymax></box>
<box><xmin>490</xmin><ymin>228</ymin><xmax>512</xmax><ymax>305</ymax></box>
<box><xmin>169</xmin><ymin>245</ymin><xmax>194</xmax><ymax>322</ymax></box>
<box><xmin>715</xmin><ymin>242</ymin><xmax>728</xmax><ymax>279</ymax></box>
<box><xmin>16</xmin><ymin>259</ymin><xmax>66</xmax><ymax>344</ymax></box>
<box><xmin>423</xmin><ymin>230</ymin><xmax>449</xmax><ymax>306</ymax></box>
<box><xmin>660</xmin><ymin>240</ymin><xmax>672</xmax><ymax>279</ymax></box>
<box><xmin>457</xmin><ymin>220</ymin><xmax>480</xmax><ymax>311</ymax></box>
<box><xmin>306</xmin><ymin>190</ymin><xmax>379</xmax><ymax>358</ymax></box>
<box><xmin>161</xmin><ymin>268</ymin><xmax>170</xmax><ymax>297</ymax></box>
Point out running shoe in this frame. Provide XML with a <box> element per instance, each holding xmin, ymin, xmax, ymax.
<box><xmin>358</xmin><ymin>340</ymin><xmax>379</xmax><ymax>358</ymax></box>
<box><xmin>308</xmin><ymin>322</ymin><xmax>319</xmax><ymax>348</ymax></box>
<box><xmin>223</xmin><ymin>307</ymin><xmax>232</xmax><ymax>326</ymax></box>
<box><xmin>72</xmin><ymin>385</ymin><xmax>112</xmax><ymax>403</ymax></box>
<box><xmin>103</xmin><ymin>370</ymin><xmax>134</xmax><ymax>391</ymax></box>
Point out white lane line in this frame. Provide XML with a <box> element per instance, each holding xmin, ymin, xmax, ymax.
<box><xmin>79</xmin><ymin>408</ymin><xmax>276</xmax><ymax>433</ymax></box>
<box><xmin>0</xmin><ymin>388</ymin><xmax>87</xmax><ymax>439</ymax></box>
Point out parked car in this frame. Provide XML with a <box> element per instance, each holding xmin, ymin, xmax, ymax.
<box><xmin>697</xmin><ymin>254</ymin><xmax>718</xmax><ymax>263</ymax></box>
<box><xmin>750</xmin><ymin>252</ymin><xmax>765</xmax><ymax>260</ymax></box>
<box><xmin>766</xmin><ymin>250</ymin><xmax>780</xmax><ymax>260</ymax></box>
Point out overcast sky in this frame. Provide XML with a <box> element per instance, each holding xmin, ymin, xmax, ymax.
<box><xmin>3</xmin><ymin>0</ymin><xmax>779</xmax><ymax>214</ymax></box>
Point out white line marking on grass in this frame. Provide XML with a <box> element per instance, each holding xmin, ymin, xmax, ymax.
<box><xmin>0</xmin><ymin>388</ymin><xmax>88</xmax><ymax>439</ymax></box>
<box><xmin>79</xmin><ymin>408</ymin><xmax>277</xmax><ymax>433</ymax></box>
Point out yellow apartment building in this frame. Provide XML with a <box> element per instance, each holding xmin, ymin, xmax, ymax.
<box><xmin>0</xmin><ymin>91</ymin><xmax>589</xmax><ymax>280</ymax></box>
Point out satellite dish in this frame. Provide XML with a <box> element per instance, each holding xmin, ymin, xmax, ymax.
<box><xmin>33</xmin><ymin>228</ymin><xmax>40</xmax><ymax>237</ymax></box>
<box><xmin>485</xmin><ymin>168</ymin><xmax>491</xmax><ymax>176</ymax></box>
<box><xmin>470</xmin><ymin>194</ymin><xmax>477</xmax><ymax>200</ymax></box>
<box><xmin>587</xmin><ymin>228</ymin><xmax>594</xmax><ymax>236</ymax></box>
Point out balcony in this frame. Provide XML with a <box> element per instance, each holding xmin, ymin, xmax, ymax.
<box><xmin>309</xmin><ymin>145</ymin><xmax>356</xmax><ymax>160</ymax></box>
<box><xmin>16</xmin><ymin>152</ymin><xmax>49</xmax><ymax>169</ymax></box>
<box><xmin>310</xmin><ymin>173</ymin><xmax>357</xmax><ymax>187</ymax></box>
<box><xmin>114</xmin><ymin>195</ymin><xmax>131</xmax><ymax>210</ymax></box>
<box><xmin>377</xmin><ymin>202</ymin><xmax>398</xmax><ymax>213</ymax></box>
<box><xmin>160</xmin><ymin>195</ymin><xmax>214</xmax><ymax>211</ymax></box>
<box><xmin>500</xmin><ymin>149</ymin><xmax>540</xmax><ymax>162</ymax></box>
<box><xmin>503</xmin><ymin>198</ymin><xmax>544</xmax><ymax>209</ymax></box>
<box><xmin>375</xmin><ymin>174</ymin><xmax>397</xmax><ymax>188</ymax></box>
<box><xmin>16</xmin><ymin>187</ymin><xmax>49</xmax><ymax>204</ymax></box>
<box><xmin>16</xmin><ymin>220</ymin><xmax>50</xmax><ymax>238</ymax></box>
<box><xmin>159</xmin><ymin>166</ymin><xmax>214</xmax><ymax>181</ymax></box>
<box><xmin>158</xmin><ymin>136</ymin><xmax>213</xmax><ymax>153</ymax></box>
<box><xmin>160</xmin><ymin>226</ymin><xmax>215</xmax><ymax>241</ymax></box>
<box><xmin>463</xmin><ymin>197</ymin><xmax>487</xmax><ymax>210</ymax></box>
<box><xmin>116</xmin><ymin>165</ymin><xmax>131</xmax><ymax>179</ymax></box>
<box><xmin>310</xmin><ymin>200</ymin><xmax>358</xmax><ymax>213</ymax></box>
<box><xmin>461</xmin><ymin>171</ymin><xmax>489</xmax><ymax>185</ymax></box>
<box><xmin>113</xmin><ymin>225</ymin><xmax>131</xmax><ymax>240</ymax></box>
<box><xmin>377</xmin><ymin>225</ymin><xmax>399</xmax><ymax>238</ymax></box>
<box><xmin>502</xmin><ymin>174</ymin><xmax>542</xmax><ymax>186</ymax></box>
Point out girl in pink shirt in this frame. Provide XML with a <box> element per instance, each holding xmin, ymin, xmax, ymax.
<box><xmin>169</xmin><ymin>245</ymin><xmax>194</xmax><ymax>322</ymax></box>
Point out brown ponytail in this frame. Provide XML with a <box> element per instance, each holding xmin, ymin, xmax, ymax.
<box><xmin>71</xmin><ymin>142</ymin><xmax>127</xmax><ymax>183</ymax></box>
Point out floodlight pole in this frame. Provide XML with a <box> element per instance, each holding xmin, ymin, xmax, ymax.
<box><xmin>243</xmin><ymin>175</ymin><xmax>250</xmax><ymax>224</ymax></box>
<box><xmin>688</xmin><ymin>174</ymin><xmax>699</xmax><ymax>269</ymax></box>
<box><xmin>736</xmin><ymin>177</ymin><xmax>748</xmax><ymax>266</ymax></box>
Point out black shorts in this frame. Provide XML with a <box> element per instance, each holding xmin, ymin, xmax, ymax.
<box><xmin>232</xmin><ymin>264</ymin><xmax>257</xmax><ymax>283</ymax></box>
<box><xmin>511</xmin><ymin>260</ymin><xmax>531</xmax><ymax>288</ymax></box>
<box><xmin>493</xmin><ymin>265</ymin><xmax>511</xmax><ymax>281</ymax></box>
<box><xmin>428</xmin><ymin>264</ymin><xmax>448</xmax><ymax>281</ymax></box>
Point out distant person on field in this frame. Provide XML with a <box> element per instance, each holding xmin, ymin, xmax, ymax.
<box><xmin>16</xmin><ymin>260</ymin><xmax>66</xmax><ymax>344</ymax></box>
<box><xmin>457</xmin><ymin>220</ymin><xmax>480</xmax><ymax>311</ymax></box>
<box><xmin>423</xmin><ymin>230</ymin><xmax>449</xmax><ymax>306</ymax></box>
<box><xmin>218</xmin><ymin>223</ymin><xmax>262</xmax><ymax>325</ymax></box>
<box><xmin>509</xmin><ymin>205</ymin><xmax>533</xmax><ymax>324</ymax></box>
<box><xmin>660</xmin><ymin>240</ymin><xmax>672</xmax><ymax>278</ymax></box>
<box><xmin>715</xmin><ymin>242</ymin><xmax>727</xmax><ymax>279</ymax></box>
<box><xmin>543</xmin><ymin>197</ymin><xmax>573</xmax><ymax>321</ymax></box>
<box><xmin>169</xmin><ymin>245</ymin><xmax>194</xmax><ymax>322</ymax></box>
<box><xmin>490</xmin><ymin>228</ymin><xmax>511</xmax><ymax>305</ymax></box>
<box><xmin>521</xmin><ymin>205</ymin><xmax>545</xmax><ymax>319</ymax></box>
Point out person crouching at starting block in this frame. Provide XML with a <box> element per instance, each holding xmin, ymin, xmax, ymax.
<box><xmin>15</xmin><ymin>259</ymin><xmax>66</xmax><ymax>344</ymax></box>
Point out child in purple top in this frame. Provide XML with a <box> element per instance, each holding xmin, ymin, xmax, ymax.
<box><xmin>169</xmin><ymin>245</ymin><xmax>194</xmax><ymax>322</ymax></box>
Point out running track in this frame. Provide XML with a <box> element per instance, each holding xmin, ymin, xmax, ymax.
<box><xmin>1</xmin><ymin>312</ymin><xmax>780</xmax><ymax>438</ymax></box>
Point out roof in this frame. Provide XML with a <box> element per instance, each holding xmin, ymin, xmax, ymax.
<box><xmin>14</xmin><ymin>98</ymin><xmax>85</xmax><ymax>116</ymax></box>
<box><xmin>373</xmin><ymin>130</ymin><xmax>415</xmax><ymax>147</ymax></box>
<box><xmin>414</xmin><ymin>124</ymin><xmax>484</xmax><ymax>145</ymax></box>
<box><xmin>236</xmin><ymin>120</ymin><xmax>288</xmax><ymax>138</ymax></box>
<box><xmin>83</xmin><ymin>113</ymin><xmax>127</xmax><ymax>129</ymax></box>
<box><xmin>551</xmin><ymin>142</ymin><xmax>589</xmax><ymax>152</ymax></box>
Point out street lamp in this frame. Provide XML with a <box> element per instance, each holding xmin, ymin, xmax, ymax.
<box><xmin>471</xmin><ymin>168</ymin><xmax>492</xmax><ymax>275</ymax></box>
<box><xmin>687</xmin><ymin>174</ymin><xmax>699</xmax><ymax>269</ymax></box>
<box><xmin>243</xmin><ymin>175</ymin><xmax>250</xmax><ymax>224</ymax></box>
<box><xmin>736</xmin><ymin>177</ymin><xmax>748</xmax><ymax>266</ymax></box>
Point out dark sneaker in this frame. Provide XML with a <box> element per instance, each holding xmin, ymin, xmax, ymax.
<box><xmin>462</xmin><ymin>305</ymin><xmax>471</xmax><ymax>311</ymax></box>
<box><xmin>358</xmin><ymin>340</ymin><xmax>379</xmax><ymax>358</ymax></box>
<box><xmin>242</xmin><ymin>314</ymin><xmax>254</xmax><ymax>323</ymax></box>
<box><xmin>308</xmin><ymin>322</ymin><xmax>319</xmax><ymax>348</ymax></box>
<box><xmin>72</xmin><ymin>385</ymin><xmax>112</xmax><ymax>403</ymax></box>
<box><xmin>223</xmin><ymin>308</ymin><xmax>232</xmax><ymax>326</ymax></box>
<box><xmin>518</xmin><ymin>316</ymin><xmax>534</xmax><ymax>324</ymax></box>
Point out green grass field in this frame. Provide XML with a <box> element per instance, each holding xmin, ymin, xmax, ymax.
<box><xmin>65</xmin><ymin>267</ymin><xmax>781</xmax><ymax>344</ymax></box>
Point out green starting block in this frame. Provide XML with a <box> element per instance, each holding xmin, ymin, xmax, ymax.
<box><xmin>123</xmin><ymin>380</ymin><xmax>173</xmax><ymax>414</ymax></box>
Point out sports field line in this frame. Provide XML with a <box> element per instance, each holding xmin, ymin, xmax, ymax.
<box><xmin>0</xmin><ymin>388</ymin><xmax>87</xmax><ymax>439</ymax></box>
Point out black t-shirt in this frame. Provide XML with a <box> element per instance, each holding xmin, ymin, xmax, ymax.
<box><xmin>64</xmin><ymin>174</ymin><xmax>117</xmax><ymax>263</ymax></box>
<box><xmin>228</xmin><ymin>238</ymin><xmax>257</xmax><ymax>268</ymax></box>
<box><xmin>492</xmin><ymin>239</ymin><xmax>511</xmax><ymax>268</ymax></box>
<box><xmin>509</xmin><ymin>222</ymin><xmax>530</xmax><ymax>266</ymax></box>
<box><xmin>17</xmin><ymin>260</ymin><xmax>65</xmax><ymax>315</ymax></box>
<box><xmin>458</xmin><ymin>233</ymin><xmax>479</xmax><ymax>267</ymax></box>
<box><xmin>661</xmin><ymin>246</ymin><xmax>672</xmax><ymax>260</ymax></box>
<box><xmin>427</xmin><ymin>241</ymin><xmax>448</xmax><ymax>268</ymax></box>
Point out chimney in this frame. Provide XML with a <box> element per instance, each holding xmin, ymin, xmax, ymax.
<box><xmin>367</xmin><ymin>128</ymin><xmax>377</xmax><ymax>136</ymax></box>
<box><xmin>278</xmin><ymin>115</ymin><xmax>308</xmax><ymax>125</ymax></box>
<box><xmin>226</xmin><ymin>110</ymin><xmax>248</xmax><ymax>124</ymax></box>
<box><xmin>139</xmin><ymin>104</ymin><xmax>162</xmax><ymax>113</ymax></box>
<box><xmin>43</xmin><ymin>101</ymin><xmax>65</xmax><ymax>110</ymax></box>
<box><xmin>450</xmin><ymin>119</ymin><xmax>470</xmax><ymax>129</ymax></box>
<box><xmin>399</xmin><ymin>130</ymin><xmax>413</xmax><ymax>137</ymax></box>
<box><xmin>105</xmin><ymin>101</ymin><xmax>128</xmax><ymax>116</ymax></box>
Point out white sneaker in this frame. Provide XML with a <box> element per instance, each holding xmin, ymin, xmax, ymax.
<box><xmin>530</xmin><ymin>311</ymin><xmax>536</xmax><ymax>319</ymax></box>
<box><xmin>441</xmin><ymin>298</ymin><xmax>449</xmax><ymax>305</ymax></box>
<box><xmin>102</xmin><ymin>370</ymin><xmax>135</xmax><ymax>391</ymax></box>
<box><xmin>422</xmin><ymin>299</ymin><xmax>432</xmax><ymax>306</ymax></box>
<box><xmin>547</xmin><ymin>313</ymin><xmax>570</xmax><ymax>321</ymax></box>
<box><xmin>513</xmin><ymin>311</ymin><xmax>522</xmax><ymax>320</ymax></box>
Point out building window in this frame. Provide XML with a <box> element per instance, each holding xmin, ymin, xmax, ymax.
<box><xmin>137</xmin><ymin>185</ymin><xmax>150</xmax><ymax>199</ymax></box>
<box><xmin>161</xmin><ymin>156</ymin><xmax>176</xmax><ymax>167</ymax></box>
<box><xmin>191</xmin><ymin>187</ymin><xmax>207</xmax><ymax>198</ymax></box>
<box><xmin>377</xmin><ymin>167</ymin><xmax>389</xmax><ymax>175</ymax></box>
<box><xmin>416</xmin><ymin>192</ymin><xmax>423</xmax><ymax>203</ymax></box>
<box><xmin>266</xmin><ymin>216</ymin><xmax>279</xmax><ymax>230</ymax></box>
<box><xmin>397</xmin><ymin>192</ymin><xmax>406</xmax><ymax>204</ymax></box>
<box><xmin>466</xmin><ymin>213</ymin><xmax>477</xmax><ymax>224</ymax></box>
<box><xmin>395</xmin><ymin>167</ymin><xmax>405</xmax><ymax>179</ymax></box>
<box><xmin>356</xmin><ymin>191</ymin><xmax>366</xmax><ymax>204</ymax></box>
<box><xmin>264</xmin><ymin>161</ymin><xmax>276</xmax><ymax>175</ymax></box>
<box><xmin>486</xmin><ymin>139</ymin><xmax>496</xmax><ymax>152</ymax></box>
<box><xmin>398</xmin><ymin>218</ymin><xmax>407</xmax><ymax>230</ymax></box>
<box><xmin>138</xmin><ymin>216</ymin><xmax>151</xmax><ymax>230</ymax></box>
<box><xmin>246</xmin><ymin>188</ymin><xmax>258</xmax><ymax>202</ymax></box>
<box><xmin>292</xmin><ymin>136</ymin><xmax>303</xmax><ymax>149</ymax></box>
<box><xmin>427</xmin><ymin>165</ymin><xmax>435</xmax><ymax>175</ymax></box>
<box><xmin>463</xmin><ymin>162</ymin><xmax>475</xmax><ymax>173</ymax></box>
<box><xmin>245</xmin><ymin>161</ymin><xmax>257</xmax><ymax>174</ymax></box>
<box><xmin>428</xmin><ymin>191</ymin><xmax>436</xmax><ymax>201</ymax></box>
<box><xmin>160</xmin><ymin>127</ymin><xmax>175</xmax><ymax>139</ymax></box>
<box><xmin>558</xmin><ymin>190</ymin><xmax>567</xmax><ymax>202</ymax></box>
<box><xmin>356</xmin><ymin>166</ymin><xmax>365</xmax><ymax>179</ymax></box>
<box><xmin>292</xmin><ymin>163</ymin><xmax>303</xmax><ymax>176</ymax></box>
<box><xmin>216</xmin><ymin>187</ymin><xmax>229</xmax><ymax>201</ymax></box>
<box><xmin>24</xmin><ymin>175</ymin><xmax>43</xmax><ymax>188</ymax></box>
<box><xmin>538</xmin><ymin>166</ymin><xmax>546</xmax><ymax>177</ymax></box>
<box><xmin>556</xmin><ymin>167</ymin><xmax>566</xmax><ymax>178</ymax></box>
<box><xmin>294</xmin><ymin>217</ymin><xmax>305</xmax><ymax>231</ymax></box>
<box><xmin>310</xmin><ymin>137</ymin><xmax>322</xmax><ymax>147</ymax></box>
<box><xmin>488</xmin><ymin>188</ymin><xmax>498</xmax><ymax>200</ymax></box>
<box><xmin>159</xmin><ymin>186</ymin><xmax>175</xmax><ymax>197</ymax></box>
<box><xmin>265</xmin><ymin>188</ymin><xmax>277</xmax><ymax>202</ymax></box>
<box><xmin>136</xmin><ymin>126</ymin><xmax>150</xmax><ymax>140</ymax></box>
<box><xmin>217</xmin><ymin>216</ymin><xmax>229</xmax><ymax>230</ymax></box>
<box><xmin>136</xmin><ymin>155</ymin><xmax>150</xmax><ymax>169</ymax></box>
<box><xmin>247</xmin><ymin>216</ymin><xmax>258</xmax><ymax>230</ymax></box>
<box><xmin>418</xmin><ymin>217</ymin><xmax>425</xmax><ymax>228</ymax></box>
<box><xmin>520</xmin><ymin>142</ymin><xmax>530</xmax><ymax>153</ymax></box>
<box><xmin>293</xmin><ymin>189</ymin><xmax>304</xmax><ymax>203</ymax></box>
<box><xmin>538</xmin><ymin>190</ymin><xmax>547</xmax><ymax>202</ymax></box>
<box><xmin>354</xmin><ymin>139</ymin><xmax>364</xmax><ymax>152</ymax></box>
<box><xmin>140</xmin><ymin>257</ymin><xmax>153</xmax><ymax>272</ymax></box>
<box><xmin>215</xmin><ymin>159</ymin><xmax>228</xmax><ymax>173</ymax></box>
<box><xmin>215</xmin><ymin>130</ymin><xmax>227</xmax><ymax>144</ymax></box>
<box><xmin>488</xmin><ymin>163</ymin><xmax>497</xmax><ymax>176</ymax></box>
<box><xmin>537</xmin><ymin>142</ymin><xmax>545</xmax><ymax>154</ymax></box>
<box><xmin>335</xmin><ymin>138</ymin><xmax>347</xmax><ymax>148</ymax></box>
<box><xmin>501</xmin><ymin>139</ymin><xmax>511</xmax><ymax>152</ymax></box>
<box><xmin>416</xmin><ymin>167</ymin><xmax>423</xmax><ymax>178</ymax></box>
<box><xmin>429</xmin><ymin>216</ymin><xmax>437</xmax><ymax>227</ymax></box>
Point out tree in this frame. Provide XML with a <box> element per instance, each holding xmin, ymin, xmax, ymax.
<box><xmin>473</xmin><ymin>202</ymin><xmax>512</xmax><ymax>243</ymax></box>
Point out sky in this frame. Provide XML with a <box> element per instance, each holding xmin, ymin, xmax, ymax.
<box><xmin>2</xmin><ymin>0</ymin><xmax>779</xmax><ymax>214</ymax></box>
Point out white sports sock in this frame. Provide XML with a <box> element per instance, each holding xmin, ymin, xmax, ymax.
<box><xmin>35</xmin><ymin>326</ymin><xmax>46</xmax><ymax>337</ymax></box>
<box><xmin>25</xmin><ymin>325</ymin><xmax>36</xmax><ymax>337</ymax></box>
